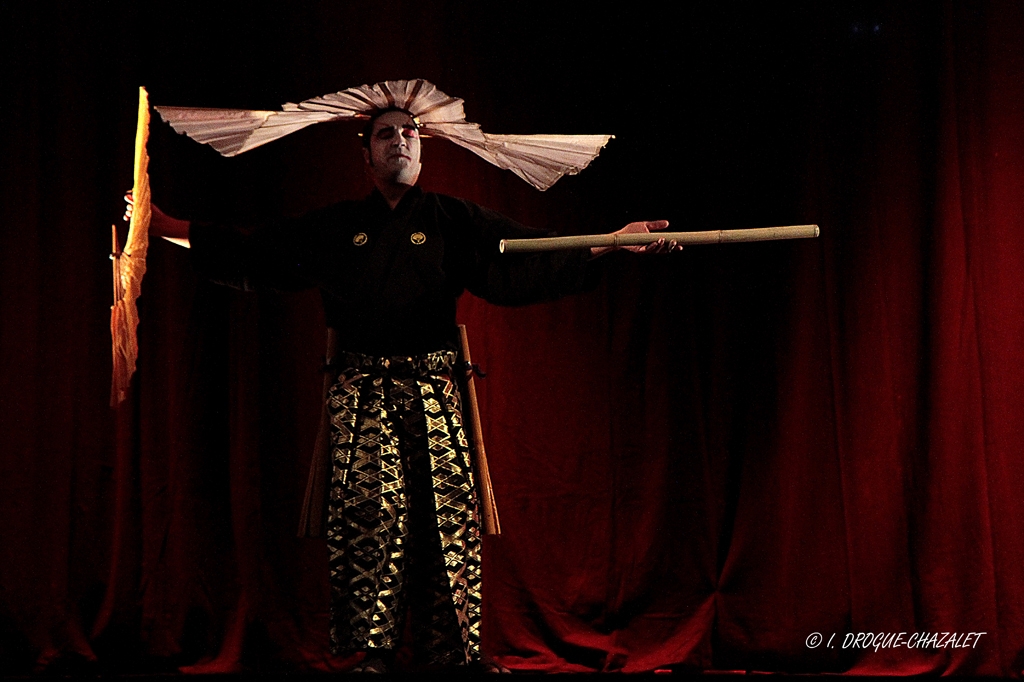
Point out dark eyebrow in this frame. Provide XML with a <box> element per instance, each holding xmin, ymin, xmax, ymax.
<box><xmin>374</xmin><ymin>123</ymin><xmax>418</xmax><ymax>136</ymax></box>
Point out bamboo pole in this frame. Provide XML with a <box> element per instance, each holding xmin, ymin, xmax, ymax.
<box><xmin>458</xmin><ymin>324</ymin><xmax>501</xmax><ymax>535</ymax></box>
<box><xmin>111</xmin><ymin>224</ymin><xmax>121</xmax><ymax>304</ymax></box>
<box><xmin>499</xmin><ymin>224</ymin><xmax>819</xmax><ymax>253</ymax></box>
<box><xmin>110</xmin><ymin>225</ymin><xmax>121</xmax><ymax>404</ymax></box>
<box><xmin>297</xmin><ymin>328</ymin><xmax>337</xmax><ymax>538</ymax></box>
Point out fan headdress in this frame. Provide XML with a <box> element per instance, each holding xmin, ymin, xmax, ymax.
<box><xmin>155</xmin><ymin>79</ymin><xmax>613</xmax><ymax>191</ymax></box>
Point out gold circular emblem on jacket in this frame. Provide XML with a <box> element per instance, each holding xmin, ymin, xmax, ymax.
<box><xmin>352</xmin><ymin>232</ymin><xmax>368</xmax><ymax>246</ymax></box>
<box><xmin>410</xmin><ymin>231</ymin><xmax>426</xmax><ymax>245</ymax></box>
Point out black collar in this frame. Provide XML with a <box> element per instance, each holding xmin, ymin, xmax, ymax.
<box><xmin>368</xmin><ymin>185</ymin><xmax>423</xmax><ymax>214</ymax></box>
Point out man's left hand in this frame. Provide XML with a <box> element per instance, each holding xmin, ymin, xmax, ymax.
<box><xmin>591</xmin><ymin>220</ymin><xmax>681</xmax><ymax>257</ymax></box>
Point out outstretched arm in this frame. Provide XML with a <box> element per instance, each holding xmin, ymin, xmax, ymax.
<box><xmin>590</xmin><ymin>220</ymin><xmax>680</xmax><ymax>258</ymax></box>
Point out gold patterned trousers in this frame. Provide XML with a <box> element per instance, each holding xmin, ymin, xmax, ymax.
<box><xmin>324</xmin><ymin>349</ymin><xmax>482</xmax><ymax>665</ymax></box>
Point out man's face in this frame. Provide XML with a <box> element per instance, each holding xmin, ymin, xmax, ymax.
<box><xmin>364</xmin><ymin>110</ymin><xmax>422</xmax><ymax>187</ymax></box>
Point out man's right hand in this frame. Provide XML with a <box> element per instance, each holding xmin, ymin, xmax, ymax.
<box><xmin>124</xmin><ymin>191</ymin><xmax>191</xmax><ymax>247</ymax></box>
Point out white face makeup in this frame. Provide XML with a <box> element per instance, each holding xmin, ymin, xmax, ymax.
<box><xmin>364</xmin><ymin>110</ymin><xmax>422</xmax><ymax>187</ymax></box>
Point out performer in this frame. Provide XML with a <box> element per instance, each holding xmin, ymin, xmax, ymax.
<box><xmin>133</xmin><ymin>98</ymin><xmax>676</xmax><ymax>673</ymax></box>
